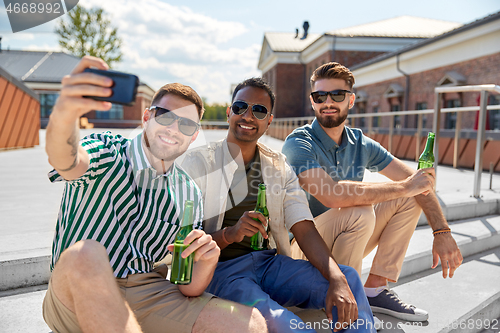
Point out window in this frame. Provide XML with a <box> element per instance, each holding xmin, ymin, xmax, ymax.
<box><xmin>356</xmin><ymin>105</ymin><xmax>365</xmax><ymax>128</ymax></box>
<box><xmin>95</xmin><ymin>103</ymin><xmax>124</xmax><ymax>120</ymax></box>
<box><xmin>391</xmin><ymin>104</ymin><xmax>401</xmax><ymax>128</ymax></box>
<box><xmin>416</xmin><ymin>102</ymin><xmax>428</xmax><ymax>129</ymax></box>
<box><xmin>39</xmin><ymin>93</ymin><xmax>59</xmax><ymax>118</ymax></box>
<box><xmin>490</xmin><ymin>95</ymin><xmax>500</xmax><ymax>130</ymax></box>
<box><xmin>445</xmin><ymin>99</ymin><xmax>460</xmax><ymax>129</ymax></box>
<box><xmin>372</xmin><ymin>107</ymin><xmax>379</xmax><ymax>127</ymax></box>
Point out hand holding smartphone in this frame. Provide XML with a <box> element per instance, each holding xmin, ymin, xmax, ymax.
<box><xmin>83</xmin><ymin>68</ymin><xmax>139</xmax><ymax>106</ymax></box>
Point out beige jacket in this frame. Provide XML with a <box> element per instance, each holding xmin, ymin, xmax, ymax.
<box><xmin>181</xmin><ymin>139</ymin><xmax>314</xmax><ymax>256</ymax></box>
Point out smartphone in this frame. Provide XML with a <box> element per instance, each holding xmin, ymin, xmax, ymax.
<box><xmin>83</xmin><ymin>68</ymin><xmax>139</xmax><ymax>106</ymax></box>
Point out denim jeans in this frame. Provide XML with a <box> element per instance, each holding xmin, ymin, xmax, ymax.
<box><xmin>207</xmin><ymin>250</ymin><xmax>375</xmax><ymax>333</ymax></box>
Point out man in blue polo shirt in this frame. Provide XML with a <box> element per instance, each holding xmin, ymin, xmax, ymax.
<box><xmin>282</xmin><ymin>62</ymin><xmax>463</xmax><ymax>322</ymax></box>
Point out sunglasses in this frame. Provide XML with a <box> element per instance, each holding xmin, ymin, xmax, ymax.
<box><xmin>311</xmin><ymin>89</ymin><xmax>352</xmax><ymax>104</ymax></box>
<box><xmin>231</xmin><ymin>101</ymin><xmax>269</xmax><ymax>120</ymax></box>
<box><xmin>149</xmin><ymin>106</ymin><xmax>200</xmax><ymax>136</ymax></box>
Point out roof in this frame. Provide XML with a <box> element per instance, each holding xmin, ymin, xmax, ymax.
<box><xmin>0</xmin><ymin>65</ymin><xmax>39</xmax><ymax>101</ymax></box>
<box><xmin>327</xmin><ymin>16</ymin><xmax>462</xmax><ymax>38</ymax></box>
<box><xmin>264</xmin><ymin>32</ymin><xmax>321</xmax><ymax>52</ymax></box>
<box><xmin>351</xmin><ymin>11</ymin><xmax>500</xmax><ymax>71</ymax></box>
<box><xmin>0</xmin><ymin>50</ymin><xmax>80</xmax><ymax>83</ymax></box>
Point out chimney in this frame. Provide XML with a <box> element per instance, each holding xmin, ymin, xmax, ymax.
<box><xmin>301</xmin><ymin>21</ymin><xmax>309</xmax><ymax>40</ymax></box>
<box><xmin>295</xmin><ymin>28</ymin><xmax>299</xmax><ymax>38</ymax></box>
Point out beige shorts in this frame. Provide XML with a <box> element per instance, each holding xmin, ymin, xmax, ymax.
<box><xmin>42</xmin><ymin>264</ymin><xmax>214</xmax><ymax>333</ymax></box>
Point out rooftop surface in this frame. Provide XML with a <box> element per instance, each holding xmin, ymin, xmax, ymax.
<box><xmin>327</xmin><ymin>16</ymin><xmax>462</xmax><ymax>38</ymax></box>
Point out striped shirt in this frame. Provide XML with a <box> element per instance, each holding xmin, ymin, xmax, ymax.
<box><xmin>48</xmin><ymin>132</ymin><xmax>203</xmax><ymax>278</ymax></box>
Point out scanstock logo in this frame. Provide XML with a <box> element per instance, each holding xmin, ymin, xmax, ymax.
<box><xmin>3</xmin><ymin>0</ymin><xmax>79</xmax><ymax>33</ymax></box>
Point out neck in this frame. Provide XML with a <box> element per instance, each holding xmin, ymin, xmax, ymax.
<box><xmin>227</xmin><ymin>136</ymin><xmax>258</xmax><ymax>165</ymax></box>
<box><xmin>320</xmin><ymin>122</ymin><xmax>345</xmax><ymax>145</ymax></box>
<box><xmin>141</xmin><ymin>137</ymin><xmax>174</xmax><ymax>174</ymax></box>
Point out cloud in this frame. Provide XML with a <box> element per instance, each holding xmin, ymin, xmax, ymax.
<box><xmin>77</xmin><ymin>0</ymin><xmax>261</xmax><ymax>103</ymax></box>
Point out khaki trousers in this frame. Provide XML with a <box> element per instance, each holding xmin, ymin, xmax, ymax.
<box><xmin>291</xmin><ymin>197</ymin><xmax>421</xmax><ymax>282</ymax></box>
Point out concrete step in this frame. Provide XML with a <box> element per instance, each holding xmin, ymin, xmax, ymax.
<box><xmin>374</xmin><ymin>246</ymin><xmax>500</xmax><ymax>333</ymax></box>
<box><xmin>293</xmin><ymin>246</ymin><xmax>500</xmax><ymax>333</ymax></box>
<box><xmin>1</xmin><ymin>246</ymin><xmax>500</xmax><ymax>333</ymax></box>
<box><xmin>362</xmin><ymin>214</ymin><xmax>500</xmax><ymax>281</ymax></box>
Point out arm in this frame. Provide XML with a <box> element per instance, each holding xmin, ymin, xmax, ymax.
<box><xmin>296</xmin><ymin>163</ymin><xmax>435</xmax><ymax>208</ymax></box>
<box><xmin>291</xmin><ymin>221</ymin><xmax>357</xmax><ymax>331</ymax></box>
<box><xmin>45</xmin><ymin>56</ymin><xmax>113</xmax><ymax>180</ymax></box>
<box><xmin>167</xmin><ymin>229</ymin><xmax>220</xmax><ymax>297</ymax></box>
<box><xmin>379</xmin><ymin>158</ymin><xmax>463</xmax><ymax>278</ymax></box>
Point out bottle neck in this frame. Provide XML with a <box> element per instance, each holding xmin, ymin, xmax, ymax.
<box><xmin>256</xmin><ymin>189</ymin><xmax>267</xmax><ymax>209</ymax></box>
<box><xmin>180</xmin><ymin>206</ymin><xmax>194</xmax><ymax>228</ymax></box>
<box><xmin>424</xmin><ymin>136</ymin><xmax>435</xmax><ymax>154</ymax></box>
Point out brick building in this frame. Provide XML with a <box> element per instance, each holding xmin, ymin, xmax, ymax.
<box><xmin>351</xmin><ymin>11</ymin><xmax>500</xmax><ymax>131</ymax></box>
<box><xmin>0</xmin><ymin>50</ymin><xmax>154</xmax><ymax>128</ymax></box>
<box><xmin>258</xmin><ymin>16</ymin><xmax>462</xmax><ymax>118</ymax></box>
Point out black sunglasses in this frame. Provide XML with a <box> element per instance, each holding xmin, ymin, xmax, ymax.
<box><xmin>231</xmin><ymin>101</ymin><xmax>269</xmax><ymax>120</ymax></box>
<box><xmin>311</xmin><ymin>89</ymin><xmax>352</xmax><ymax>104</ymax></box>
<box><xmin>149</xmin><ymin>106</ymin><xmax>200</xmax><ymax>136</ymax></box>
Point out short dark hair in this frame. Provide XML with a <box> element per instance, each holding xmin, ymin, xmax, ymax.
<box><xmin>232</xmin><ymin>77</ymin><xmax>275</xmax><ymax>112</ymax></box>
<box><xmin>311</xmin><ymin>62</ymin><xmax>355</xmax><ymax>90</ymax></box>
<box><xmin>151</xmin><ymin>83</ymin><xmax>204</xmax><ymax>118</ymax></box>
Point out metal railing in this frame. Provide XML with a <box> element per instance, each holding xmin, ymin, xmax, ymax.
<box><xmin>267</xmin><ymin>84</ymin><xmax>500</xmax><ymax>198</ymax></box>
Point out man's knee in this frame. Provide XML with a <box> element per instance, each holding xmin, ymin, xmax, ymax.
<box><xmin>348</xmin><ymin>206</ymin><xmax>376</xmax><ymax>233</ymax></box>
<box><xmin>195</xmin><ymin>299</ymin><xmax>268</xmax><ymax>333</ymax></box>
<box><xmin>56</xmin><ymin>240</ymin><xmax>111</xmax><ymax>278</ymax></box>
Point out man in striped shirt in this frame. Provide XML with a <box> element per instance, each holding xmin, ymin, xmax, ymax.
<box><xmin>42</xmin><ymin>56</ymin><xmax>267</xmax><ymax>333</ymax></box>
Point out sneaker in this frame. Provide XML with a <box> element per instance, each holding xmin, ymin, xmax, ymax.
<box><xmin>368</xmin><ymin>287</ymin><xmax>429</xmax><ymax>322</ymax></box>
<box><xmin>373</xmin><ymin>315</ymin><xmax>383</xmax><ymax>331</ymax></box>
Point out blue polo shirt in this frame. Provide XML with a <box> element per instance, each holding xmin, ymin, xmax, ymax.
<box><xmin>282</xmin><ymin>119</ymin><xmax>393</xmax><ymax>217</ymax></box>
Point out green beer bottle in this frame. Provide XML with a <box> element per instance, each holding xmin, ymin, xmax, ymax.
<box><xmin>418</xmin><ymin>132</ymin><xmax>435</xmax><ymax>169</ymax></box>
<box><xmin>250</xmin><ymin>183</ymin><xmax>269</xmax><ymax>251</ymax></box>
<box><xmin>170</xmin><ymin>200</ymin><xmax>194</xmax><ymax>285</ymax></box>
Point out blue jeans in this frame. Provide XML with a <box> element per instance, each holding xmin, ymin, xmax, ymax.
<box><xmin>207</xmin><ymin>250</ymin><xmax>375</xmax><ymax>333</ymax></box>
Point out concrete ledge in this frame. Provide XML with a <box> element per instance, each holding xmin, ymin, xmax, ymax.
<box><xmin>447</xmin><ymin>291</ymin><xmax>500</xmax><ymax>333</ymax></box>
<box><xmin>0</xmin><ymin>255</ymin><xmax>50</xmax><ymax>291</ymax></box>
<box><xmin>363</xmin><ymin>215</ymin><xmax>500</xmax><ymax>281</ymax></box>
<box><xmin>418</xmin><ymin>198</ymin><xmax>499</xmax><ymax>226</ymax></box>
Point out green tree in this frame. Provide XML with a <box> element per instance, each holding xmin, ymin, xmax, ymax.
<box><xmin>55</xmin><ymin>5</ymin><xmax>122</xmax><ymax>67</ymax></box>
<box><xmin>203</xmin><ymin>101</ymin><xmax>229</xmax><ymax>120</ymax></box>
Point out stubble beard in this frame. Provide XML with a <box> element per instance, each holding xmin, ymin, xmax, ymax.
<box><xmin>143</xmin><ymin>128</ymin><xmax>184</xmax><ymax>163</ymax></box>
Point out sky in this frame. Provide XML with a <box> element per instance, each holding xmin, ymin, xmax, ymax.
<box><xmin>1</xmin><ymin>0</ymin><xmax>499</xmax><ymax>103</ymax></box>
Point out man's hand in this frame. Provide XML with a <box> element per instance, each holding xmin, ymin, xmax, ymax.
<box><xmin>224</xmin><ymin>211</ymin><xmax>268</xmax><ymax>243</ymax></box>
<box><xmin>167</xmin><ymin>229</ymin><xmax>220</xmax><ymax>264</ymax></box>
<box><xmin>402</xmin><ymin>167</ymin><xmax>435</xmax><ymax>197</ymax></box>
<box><xmin>51</xmin><ymin>55</ymin><xmax>114</xmax><ymax>123</ymax></box>
<box><xmin>326</xmin><ymin>275</ymin><xmax>358</xmax><ymax>332</ymax></box>
<box><xmin>431</xmin><ymin>233</ymin><xmax>463</xmax><ymax>278</ymax></box>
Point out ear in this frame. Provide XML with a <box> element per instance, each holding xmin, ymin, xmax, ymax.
<box><xmin>267</xmin><ymin>114</ymin><xmax>273</xmax><ymax>127</ymax></box>
<box><xmin>142</xmin><ymin>108</ymin><xmax>152</xmax><ymax>127</ymax></box>
<box><xmin>226</xmin><ymin>106</ymin><xmax>231</xmax><ymax>122</ymax></box>
<box><xmin>190</xmin><ymin>130</ymin><xmax>200</xmax><ymax>144</ymax></box>
<box><xmin>348</xmin><ymin>93</ymin><xmax>356</xmax><ymax>109</ymax></box>
<box><xmin>309</xmin><ymin>95</ymin><xmax>315</xmax><ymax>110</ymax></box>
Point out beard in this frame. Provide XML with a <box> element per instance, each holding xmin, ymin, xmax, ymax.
<box><xmin>315</xmin><ymin>105</ymin><xmax>349</xmax><ymax>128</ymax></box>
<box><xmin>143</xmin><ymin>128</ymin><xmax>185</xmax><ymax>163</ymax></box>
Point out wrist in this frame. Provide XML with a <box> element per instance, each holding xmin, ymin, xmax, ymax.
<box><xmin>221</xmin><ymin>227</ymin><xmax>233</xmax><ymax>244</ymax></box>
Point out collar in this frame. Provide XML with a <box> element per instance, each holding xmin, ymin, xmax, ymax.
<box><xmin>311</xmin><ymin>119</ymin><xmax>355</xmax><ymax>151</ymax></box>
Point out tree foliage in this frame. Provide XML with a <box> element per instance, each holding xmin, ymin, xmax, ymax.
<box><xmin>55</xmin><ymin>5</ymin><xmax>122</xmax><ymax>67</ymax></box>
<box><xmin>203</xmin><ymin>100</ymin><xmax>229</xmax><ymax>120</ymax></box>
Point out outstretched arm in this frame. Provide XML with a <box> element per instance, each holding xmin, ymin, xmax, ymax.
<box><xmin>379</xmin><ymin>158</ymin><xmax>463</xmax><ymax>278</ymax></box>
<box><xmin>296</xmin><ymin>162</ymin><xmax>435</xmax><ymax>208</ymax></box>
<box><xmin>45</xmin><ymin>56</ymin><xmax>113</xmax><ymax>180</ymax></box>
